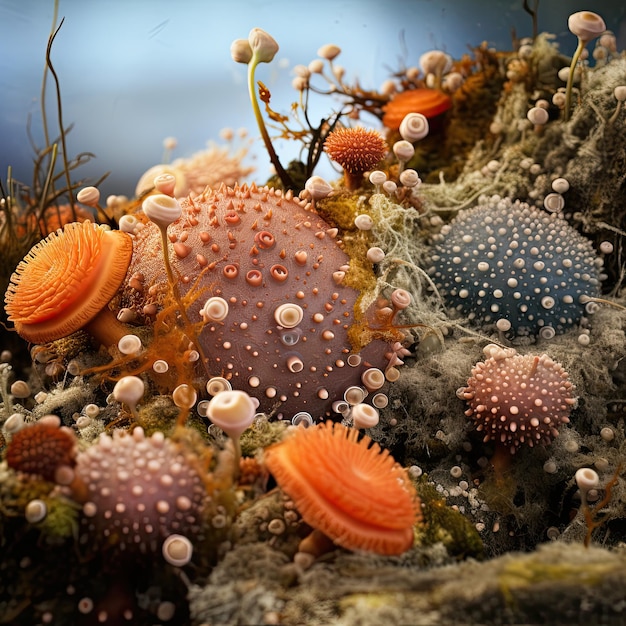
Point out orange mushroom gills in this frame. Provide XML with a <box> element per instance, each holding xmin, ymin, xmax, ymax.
<box><xmin>5</xmin><ymin>221</ymin><xmax>133</xmax><ymax>344</ymax></box>
<box><xmin>264</xmin><ymin>421</ymin><xmax>421</xmax><ymax>555</ymax></box>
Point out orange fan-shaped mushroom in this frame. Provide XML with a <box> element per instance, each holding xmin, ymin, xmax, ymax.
<box><xmin>5</xmin><ymin>221</ymin><xmax>133</xmax><ymax>347</ymax></box>
<box><xmin>264</xmin><ymin>421</ymin><xmax>421</xmax><ymax>555</ymax></box>
<box><xmin>382</xmin><ymin>88</ymin><xmax>452</xmax><ymax>130</ymax></box>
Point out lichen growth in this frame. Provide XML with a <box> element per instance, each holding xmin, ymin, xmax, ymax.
<box><xmin>239</xmin><ymin>417</ymin><xmax>288</xmax><ymax>457</ymax></box>
<box><xmin>413</xmin><ymin>479</ymin><xmax>484</xmax><ymax>559</ymax></box>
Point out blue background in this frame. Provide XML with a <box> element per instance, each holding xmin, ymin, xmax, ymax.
<box><xmin>1</xmin><ymin>0</ymin><xmax>624</xmax><ymax>199</ymax></box>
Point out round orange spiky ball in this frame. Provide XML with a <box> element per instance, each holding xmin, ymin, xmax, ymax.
<box><xmin>264</xmin><ymin>421</ymin><xmax>420</xmax><ymax>555</ymax></box>
<box><xmin>323</xmin><ymin>127</ymin><xmax>387</xmax><ymax>190</ymax></box>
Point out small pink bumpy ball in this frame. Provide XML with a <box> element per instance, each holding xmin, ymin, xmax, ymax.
<box><xmin>459</xmin><ymin>344</ymin><xmax>576</xmax><ymax>455</ymax></box>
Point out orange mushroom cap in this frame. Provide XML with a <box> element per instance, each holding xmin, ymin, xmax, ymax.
<box><xmin>382</xmin><ymin>88</ymin><xmax>452</xmax><ymax>130</ymax></box>
<box><xmin>4</xmin><ymin>221</ymin><xmax>133</xmax><ymax>344</ymax></box>
<box><xmin>264</xmin><ymin>421</ymin><xmax>421</xmax><ymax>555</ymax></box>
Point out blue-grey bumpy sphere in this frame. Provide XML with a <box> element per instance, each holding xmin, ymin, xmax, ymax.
<box><xmin>428</xmin><ymin>196</ymin><xmax>603</xmax><ymax>340</ymax></box>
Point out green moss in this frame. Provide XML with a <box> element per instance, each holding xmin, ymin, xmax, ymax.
<box><xmin>39</xmin><ymin>496</ymin><xmax>80</xmax><ymax>540</ymax></box>
<box><xmin>339</xmin><ymin>592</ymin><xmax>401</xmax><ymax>612</ymax></box>
<box><xmin>239</xmin><ymin>418</ymin><xmax>288</xmax><ymax>457</ymax></box>
<box><xmin>4</xmin><ymin>474</ymin><xmax>54</xmax><ymax>514</ymax></box>
<box><xmin>136</xmin><ymin>395</ymin><xmax>181</xmax><ymax>435</ymax></box>
<box><xmin>316</xmin><ymin>193</ymin><xmax>360</xmax><ymax>231</ymax></box>
<box><xmin>315</xmin><ymin>194</ymin><xmax>379</xmax><ymax>337</ymax></box>
<box><xmin>414</xmin><ymin>479</ymin><xmax>484</xmax><ymax>560</ymax></box>
<box><xmin>500</xmin><ymin>558</ymin><xmax>613</xmax><ymax>589</ymax></box>
<box><xmin>476</xmin><ymin>469</ymin><xmax>519</xmax><ymax>517</ymax></box>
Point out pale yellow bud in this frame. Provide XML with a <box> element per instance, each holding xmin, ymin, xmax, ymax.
<box><xmin>230</xmin><ymin>38</ymin><xmax>253</xmax><ymax>64</ymax></box>
<box><xmin>527</xmin><ymin>106</ymin><xmax>549</xmax><ymax>125</ymax></box>
<box><xmin>292</xmin><ymin>76</ymin><xmax>309</xmax><ymax>92</ymax></box>
<box><xmin>419</xmin><ymin>50</ymin><xmax>452</xmax><ymax>76</ymax></box>
<box><xmin>248</xmin><ymin>28</ymin><xmax>279</xmax><ymax>63</ymax></box>
<box><xmin>293</xmin><ymin>64</ymin><xmax>311</xmax><ymax>78</ymax></box>
<box><xmin>308</xmin><ymin>59</ymin><xmax>324</xmax><ymax>74</ymax></box>
<box><xmin>317</xmin><ymin>43</ymin><xmax>341</xmax><ymax>61</ymax></box>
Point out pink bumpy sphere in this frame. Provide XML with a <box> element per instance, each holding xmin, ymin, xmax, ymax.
<box><xmin>458</xmin><ymin>344</ymin><xmax>576</xmax><ymax>454</ymax></box>
<box><xmin>120</xmin><ymin>183</ymin><xmax>394</xmax><ymax>421</ymax></box>
<box><xmin>71</xmin><ymin>427</ymin><xmax>207</xmax><ymax>556</ymax></box>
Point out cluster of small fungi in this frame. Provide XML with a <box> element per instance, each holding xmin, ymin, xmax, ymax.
<box><xmin>4</xmin><ymin>415</ymin><xmax>225</xmax><ymax>567</ymax></box>
<box><xmin>3</xmin><ymin>11</ymin><xmax>626</xmax><ymax>624</ymax></box>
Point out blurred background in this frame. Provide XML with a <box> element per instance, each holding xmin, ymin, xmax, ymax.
<box><xmin>1</xmin><ymin>0</ymin><xmax>624</xmax><ymax>200</ymax></box>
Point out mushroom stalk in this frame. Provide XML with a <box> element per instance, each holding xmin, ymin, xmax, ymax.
<box><xmin>83</xmin><ymin>307</ymin><xmax>134</xmax><ymax>348</ymax></box>
<box><xmin>247</xmin><ymin>55</ymin><xmax>293</xmax><ymax>190</ymax></box>
<box><xmin>156</xmin><ymin>226</ymin><xmax>184</xmax><ymax>307</ymax></box>
<box><xmin>298</xmin><ymin>528</ymin><xmax>335</xmax><ymax>558</ymax></box>
<box><xmin>563</xmin><ymin>37</ymin><xmax>585</xmax><ymax>122</ymax></box>
<box><xmin>206</xmin><ymin>390</ymin><xmax>256</xmax><ymax>481</ymax></box>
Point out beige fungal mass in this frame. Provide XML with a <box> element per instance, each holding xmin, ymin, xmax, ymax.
<box><xmin>121</xmin><ymin>183</ymin><xmax>392</xmax><ymax>420</ymax></box>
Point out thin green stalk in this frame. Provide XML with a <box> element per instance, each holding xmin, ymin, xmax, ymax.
<box><xmin>563</xmin><ymin>37</ymin><xmax>585</xmax><ymax>122</ymax></box>
<box><xmin>247</xmin><ymin>57</ymin><xmax>293</xmax><ymax>190</ymax></box>
<box><xmin>157</xmin><ymin>225</ymin><xmax>211</xmax><ymax>378</ymax></box>
<box><xmin>158</xmin><ymin>226</ymin><xmax>184</xmax><ymax>307</ymax></box>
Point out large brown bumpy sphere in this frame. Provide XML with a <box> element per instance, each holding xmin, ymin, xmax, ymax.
<box><xmin>120</xmin><ymin>183</ymin><xmax>395</xmax><ymax>421</ymax></box>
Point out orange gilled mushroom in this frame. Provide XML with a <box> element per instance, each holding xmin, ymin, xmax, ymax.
<box><xmin>382</xmin><ymin>88</ymin><xmax>452</xmax><ymax>131</ymax></box>
<box><xmin>264</xmin><ymin>421</ymin><xmax>421</xmax><ymax>556</ymax></box>
<box><xmin>4</xmin><ymin>221</ymin><xmax>133</xmax><ymax>347</ymax></box>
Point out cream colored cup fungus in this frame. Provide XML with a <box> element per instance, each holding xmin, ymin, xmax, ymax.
<box><xmin>392</xmin><ymin>140</ymin><xmax>415</xmax><ymax>175</ymax></box>
<box><xmin>351</xmin><ymin>402</ymin><xmax>380</xmax><ymax>429</ymax></box>
<box><xmin>112</xmin><ymin>375</ymin><xmax>145</xmax><ymax>419</ymax></box>
<box><xmin>206</xmin><ymin>389</ymin><xmax>257</xmax><ymax>440</ymax></box>
<box><xmin>162</xmin><ymin>534</ymin><xmax>194</xmax><ymax>567</ymax></box>
<box><xmin>304</xmin><ymin>175</ymin><xmax>333</xmax><ymax>207</ymax></box>
<box><xmin>399</xmin><ymin>112</ymin><xmax>430</xmax><ymax>142</ymax></box>
<box><xmin>206</xmin><ymin>389</ymin><xmax>258</xmax><ymax>472</ymax></box>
